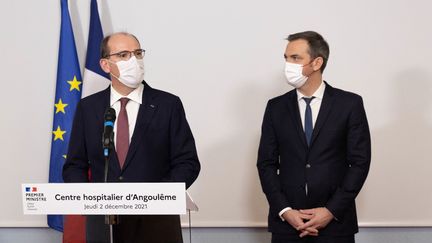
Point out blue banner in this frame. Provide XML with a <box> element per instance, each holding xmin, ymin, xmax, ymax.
<box><xmin>48</xmin><ymin>0</ymin><xmax>82</xmax><ymax>232</ymax></box>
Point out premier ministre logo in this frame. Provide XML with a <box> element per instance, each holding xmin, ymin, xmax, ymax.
<box><xmin>23</xmin><ymin>185</ymin><xmax>47</xmax><ymax>211</ymax></box>
<box><xmin>25</xmin><ymin>187</ymin><xmax>38</xmax><ymax>192</ymax></box>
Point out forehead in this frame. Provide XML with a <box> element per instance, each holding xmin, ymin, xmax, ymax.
<box><xmin>285</xmin><ymin>39</ymin><xmax>310</xmax><ymax>56</ymax></box>
<box><xmin>108</xmin><ymin>34</ymin><xmax>140</xmax><ymax>52</ymax></box>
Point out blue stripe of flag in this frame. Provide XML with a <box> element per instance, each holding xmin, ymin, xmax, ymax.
<box><xmin>85</xmin><ymin>0</ymin><xmax>109</xmax><ymax>79</ymax></box>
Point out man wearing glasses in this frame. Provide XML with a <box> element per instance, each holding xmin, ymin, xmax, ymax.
<box><xmin>63</xmin><ymin>32</ymin><xmax>200</xmax><ymax>243</ymax></box>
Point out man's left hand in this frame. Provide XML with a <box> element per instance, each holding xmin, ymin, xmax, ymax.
<box><xmin>296</xmin><ymin>207</ymin><xmax>334</xmax><ymax>237</ymax></box>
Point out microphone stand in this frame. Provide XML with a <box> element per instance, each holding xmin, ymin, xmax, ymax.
<box><xmin>104</xmin><ymin>153</ymin><xmax>119</xmax><ymax>243</ymax></box>
<box><xmin>102</xmin><ymin>108</ymin><xmax>118</xmax><ymax>243</ymax></box>
<box><xmin>103</xmin><ymin>134</ymin><xmax>119</xmax><ymax>243</ymax></box>
<box><xmin>104</xmin><ymin>147</ymin><xmax>119</xmax><ymax>243</ymax></box>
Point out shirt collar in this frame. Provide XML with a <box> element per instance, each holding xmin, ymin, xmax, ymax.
<box><xmin>110</xmin><ymin>83</ymin><xmax>144</xmax><ymax>106</ymax></box>
<box><xmin>297</xmin><ymin>81</ymin><xmax>326</xmax><ymax>101</ymax></box>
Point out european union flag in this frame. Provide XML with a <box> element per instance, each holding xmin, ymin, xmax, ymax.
<box><xmin>48</xmin><ymin>0</ymin><xmax>82</xmax><ymax>232</ymax></box>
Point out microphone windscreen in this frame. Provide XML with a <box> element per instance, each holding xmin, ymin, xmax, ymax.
<box><xmin>104</xmin><ymin>107</ymin><xmax>116</xmax><ymax>122</ymax></box>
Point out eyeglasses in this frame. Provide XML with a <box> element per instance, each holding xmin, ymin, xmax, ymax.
<box><xmin>105</xmin><ymin>49</ymin><xmax>146</xmax><ymax>61</ymax></box>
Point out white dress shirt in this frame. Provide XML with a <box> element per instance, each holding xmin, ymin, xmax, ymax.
<box><xmin>110</xmin><ymin>83</ymin><xmax>144</xmax><ymax>147</ymax></box>
<box><xmin>297</xmin><ymin>81</ymin><xmax>326</xmax><ymax>131</ymax></box>
<box><xmin>279</xmin><ymin>81</ymin><xmax>326</xmax><ymax>220</ymax></box>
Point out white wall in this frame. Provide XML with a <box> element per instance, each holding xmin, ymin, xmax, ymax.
<box><xmin>1</xmin><ymin>0</ymin><xmax>431</xmax><ymax>228</ymax></box>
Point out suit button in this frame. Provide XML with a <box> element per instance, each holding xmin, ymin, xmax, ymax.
<box><xmin>119</xmin><ymin>176</ymin><xmax>123</xmax><ymax>181</ymax></box>
<box><xmin>306</xmin><ymin>164</ymin><xmax>311</xmax><ymax>168</ymax></box>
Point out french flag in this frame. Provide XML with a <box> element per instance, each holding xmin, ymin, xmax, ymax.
<box><xmin>81</xmin><ymin>0</ymin><xmax>110</xmax><ymax>98</ymax></box>
<box><xmin>63</xmin><ymin>0</ymin><xmax>108</xmax><ymax>242</ymax></box>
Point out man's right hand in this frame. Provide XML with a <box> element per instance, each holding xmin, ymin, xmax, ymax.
<box><xmin>282</xmin><ymin>209</ymin><xmax>319</xmax><ymax>237</ymax></box>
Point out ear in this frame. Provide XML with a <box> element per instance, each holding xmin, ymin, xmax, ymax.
<box><xmin>100</xmin><ymin>59</ymin><xmax>111</xmax><ymax>73</ymax></box>
<box><xmin>312</xmin><ymin>57</ymin><xmax>324</xmax><ymax>72</ymax></box>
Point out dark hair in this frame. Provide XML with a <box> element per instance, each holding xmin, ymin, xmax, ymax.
<box><xmin>100</xmin><ymin>32</ymin><xmax>141</xmax><ymax>58</ymax></box>
<box><xmin>287</xmin><ymin>31</ymin><xmax>330</xmax><ymax>73</ymax></box>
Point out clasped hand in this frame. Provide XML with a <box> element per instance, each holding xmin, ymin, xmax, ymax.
<box><xmin>282</xmin><ymin>207</ymin><xmax>334</xmax><ymax>238</ymax></box>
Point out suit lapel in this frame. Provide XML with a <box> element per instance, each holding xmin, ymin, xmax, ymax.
<box><xmin>285</xmin><ymin>91</ymin><xmax>308</xmax><ymax>147</ymax></box>
<box><xmin>93</xmin><ymin>87</ymin><xmax>111</xmax><ymax>126</ymax></box>
<box><xmin>122</xmin><ymin>83</ymin><xmax>157</xmax><ymax>170</ymax></box>
<box><xmin>310</xmin><ymin>82</ymin><xmax>335</xmax><ymax>146</ymax></box>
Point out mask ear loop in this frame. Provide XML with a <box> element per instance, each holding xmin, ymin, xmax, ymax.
<box><xmin>301</xmin><ymin>57</ymin><xmax>317</xmax><ymax>67</ymax></box>
<box><xmin>302</xmin><ymin>57</ymin><xmax>319</xmax><ymax>77</ymax></box>
<box><xmin>104</xmin><ymin>59</ymin><xmax>121</xmax><ymax>81</ymax></box>
<box><xmin>110</xmin><ymin>72</ymin><xmax>121</xmax><ymax>81</ymax></box>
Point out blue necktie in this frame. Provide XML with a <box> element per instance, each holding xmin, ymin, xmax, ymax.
<box><xmin>303</xmin><ymin>97</ymin><xmax>315</xmax><ymax>146</ymax></box>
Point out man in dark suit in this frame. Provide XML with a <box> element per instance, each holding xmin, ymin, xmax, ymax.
<box><xmin>63</xmin><ymin>32</ymin><xmax>200</xmax><ymax>243</ymax></box>
<box><xmin>257</xmin><ymin>31</ymin><xmax>371</xmax><ymax>243</ymax></box>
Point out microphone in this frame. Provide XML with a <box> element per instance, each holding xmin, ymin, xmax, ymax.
<box><xmin>102</xmin><ymin>107</ymin><xmax>120</xmax><ymax>226</ymax></box>
<box><xmin>102</xmin><ymin>107</ymin><xmax>116</xmax><ymax>158</ymax></box>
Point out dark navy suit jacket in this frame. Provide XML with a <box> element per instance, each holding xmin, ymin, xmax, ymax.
<box><xmin>63</xmin><ymin>82</ymin><xmax>200</xmax><ymax>185</ymax></box>
<box><xmin>257</xmin><ymin>82</ymin><xmax>371</xmax><ymax>237</ymax></box>
<box><xmin>63</xmin><ymin>82</ymin><xmax>200</xmax><ymax>243</ymax></box>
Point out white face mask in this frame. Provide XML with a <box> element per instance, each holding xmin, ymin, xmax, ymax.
<box><xmin>284</xmin><ymin>62</ymin><xmax>308</xmax><ymax>88</ymax></box>
<box><xmin>110</xmin><ymin>56</ymin><xmax>144</xmax><ymax>88</ymax></box>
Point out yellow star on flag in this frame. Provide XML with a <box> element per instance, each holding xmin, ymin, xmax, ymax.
<box><xmin>53</xmin><ymin>126</ymin><xmax>66</xmax><ymax>141</ymax></box>
<box><xmin>67</xmin><ymin>75</ymin><xmax>82</xmax><ymax>91</ymax></box>
<box><xmin>54</xmin><ymin>98</ymin><xmax>68</xmax><ymax>114</ymax></box>
<box><xmin>62</xmin><ymin>155</ymin><xmax>67</xmax><ymax>159</ymax></box>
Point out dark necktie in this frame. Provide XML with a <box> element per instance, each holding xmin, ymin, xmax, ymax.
<box><xmin>303</xmin><ymin>97</ymin><xmax>315</xmax><ymax>146</ymax></box>
<box><xmin>116</xmin><ymin>98</ymin><xmax>130</xmax><ymax>168</ymax></box>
